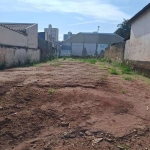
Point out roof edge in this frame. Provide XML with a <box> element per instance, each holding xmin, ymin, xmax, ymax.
<box><xmin>0</xmin><ymin>24</ymin><xmax>27</xmax><ymax>36</ymax></box>
<box><xmin>128</xmin><ymin>3</ymin><xmax>150</xmax><ymax>24</ymax></box>
<box><xmin>63</xmin><ymin>32</ymin><xmax>81</xmax><ymax>42</ymax></box>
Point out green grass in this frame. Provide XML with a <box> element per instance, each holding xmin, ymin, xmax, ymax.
<box><xmin>124</xmin><ymin>76</ymin><xmax>132</xmax><ymax>81</ymax></box>
<box><xmin>71</xmin><ymin>57</ymin><xmax>112</xmax><ymax>64</ymax></box>
<box><xmin>48</xmin><ymin>88</ymin><xmax>56</xmax><ymax>95</ymax></box>
<box><xmin>109</xmin><ymin>68</ymin><xmax>118</xmax><ymax>75</ymax></box>
<box><xmin>112</xmin><ymin>62</ymin><xmax>132</xmax><ymax>74</ymax></box>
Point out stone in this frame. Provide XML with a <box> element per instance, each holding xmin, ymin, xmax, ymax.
<box><xmin>92</xmin><ymin>138</ymin><xmax>103</xmax><ymax>144</ymax></box>
<box><xmin>137</xmin><ymin>131</ymin><xmax>145</xmax><ymax>136</ymax></box>
<box><xmin>61</xmin><ymin>122</ymin><xmax>69</xmax><ymax>127</ymax></box>
<box><xmin>117</xmin><ymin>146</ymin><xmax>124</xmax><ymax>150</ymax></box>
<box><xmin>68</xmin><ymin>134</ymin><xmax>76</xmax><ymax>138</ymax></box>
<box><xmin>0</xmin><ymin>106</ymin><xmax>3</xmax><ymax>110</ymax></box>
<box><xmin>85</xmin><ymin>131</ymin><xmax>92</xmax><ymax>136</ymax></box>
<box><xmin>126</xmin><ymin>143</ymin><xmax>131</xmax><ymax>147</ymax></box>
<box><xmin>106</xmin><ymin>138</ymin><xmax>113</xmax><ymax>142</ymax></box>
<box><xmin>79</xmin><ymin>132</ymin><xmax>84</xmax><ymax>136</ymax></box>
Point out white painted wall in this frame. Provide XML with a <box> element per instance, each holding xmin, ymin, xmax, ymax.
<box><xmin>0</xmin><ymin>26</ymin><xmax>28</xmax><ymax>47</ymax></box>
<box><xmin>72</xmin><ymin>43</ymin><xmax>83</xmax><ymax>56</ymax></box>
<box><xmin>128</xmin><ymin>9</ymin><xmax>150</xmax><ymax>61</ymax></box>
<box><xmin>0</xmin><ymin>47</ymin><xmax>40</xmax><ymax>67</ymax></box>
<box><xmin>26</xmin><ymin>24</ymin><xmax>38</xmax><ymax>49</ymax></box>
<box><xmin>84</xmin><ymin>43</ymin><xmax>96</xmax><ymax>56</ymax></box>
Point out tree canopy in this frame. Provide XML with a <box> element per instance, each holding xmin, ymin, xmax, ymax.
<box><xmin>115</xmin><ymin>19</ymin><xmax>131</xmax><ymax>39</ymax></box>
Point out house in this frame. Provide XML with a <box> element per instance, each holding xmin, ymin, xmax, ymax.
<box><xmin>125</xmin><ymin>3</ymin><xmax>150</xmax><ymax>73</ymax></box>
<box><xmin>0</xmin><ymin>23</ymin><xmax>38</xmax><ymax>48</ymax></box>
<box><xmin>38</xmin><ymin>24</ymin><xmax>59</xmax><ymax>43</ymax></box>
<box><xmin>61</xmin><ymin>32</ymin><xmax>123</xmax><ymax>57</ymax></box>
<box><xmin>63</xmin><ymin>32</ymin><xmax>75</xmax><ymax>41</ymax></box>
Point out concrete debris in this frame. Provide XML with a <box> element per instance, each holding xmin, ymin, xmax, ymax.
<box><xmin>92</xmin><ymin>138</ymin><xmax>103</xmax><ymax>145</ymax></box>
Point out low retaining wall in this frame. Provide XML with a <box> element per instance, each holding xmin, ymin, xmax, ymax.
<box><xmin>0</xmin><ymin>45</ymin><xmax>40</xmax><ymax>68</ymax></box>
<box><xmin>127</xmin><ymin>60</ymin><xmax>150</xmax><ymax>77</ymax></box>
<box><xmin>104</xmin><ymin>42</ymin><xmax>125</xmax><ymax>62</ymax></box>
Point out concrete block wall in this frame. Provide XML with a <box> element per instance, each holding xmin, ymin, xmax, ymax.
<box><xmin>104</xmin><ymin>42</ymin><xmax>125</xmax><ymax>62</ymax></box>
<box><xmin>0</xmin><ymin>46</ymin><xmax>40</xmax><ymax>67</ymax></box>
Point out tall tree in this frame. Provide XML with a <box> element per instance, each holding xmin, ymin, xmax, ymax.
<box><xmin>115</xmin><ymin>19</ymin><xmax>131</xmax><ymax>39</ymax></box>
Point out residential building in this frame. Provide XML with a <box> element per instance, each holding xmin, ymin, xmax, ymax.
<box><xmin>125</xmin><ymin>3</ymin><xmax>150</xmax><ymax>63</ymax></box>
<box><xmin>63</xmin><ymin>32</ymin><xmax>75</xmax><ymax>41</ymax></box>
<box><xmin>38</xmin><ymin>24</ymin><xmax>59</xmax><ymax>43</ymax></box>
<box><xmin>61</xmin><ymin>32</ymin><xmax>123</xmax><ymax>57</ymax></box>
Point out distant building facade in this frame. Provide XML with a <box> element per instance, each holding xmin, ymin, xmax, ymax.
<box><xmin>63</xmin><ymin>32</ymin><xmax>75</xmax><ymax>41</ymax></box>
<box><xmin>38</xmin><ymin>24</ymin><xmax>59</xmax><ymax>43</ymax></box>
<box><xmin>61</xmin><ymin>32</ymin><xmax>123</xmax><ymax>57</ymax></box>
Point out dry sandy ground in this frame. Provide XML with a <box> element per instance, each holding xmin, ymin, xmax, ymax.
<box><xmin>0</xmin><ymin>60</ymin><xmax>150</xmax><ymax>150</ymax></box>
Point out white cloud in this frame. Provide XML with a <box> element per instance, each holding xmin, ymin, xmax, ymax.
<box><xmin>75</xmin><ymin>17</ymin><xmax>84</xmax><ymax>21</ymax></box>
<box><xmin>15</xmin><ymin>0</ymin><xmax>130</xmax><ymax>23</ymax></box>
<box><xmin>68</xmin><ymin>20</ymin><xmax>101</xmax><ymax>26</ymax></box>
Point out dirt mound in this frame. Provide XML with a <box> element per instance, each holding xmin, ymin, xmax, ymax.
<box><xmin>0</xmin><ymin>60</ymin><xmax>150</xmax><ymax>149</ymax></box>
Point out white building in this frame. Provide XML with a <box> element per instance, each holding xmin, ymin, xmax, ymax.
<box><xmin>126</xmin><ymin>3</ymin><xmax>150</xmax><ymax>62</ymax></box>
<box><xmin>61</xmin><ymin>32</ymin><xmax>123</xmax><ymax>57</ymax></box>
<box><xmin>44</xmin><ymin>24</ymin><xmax>59</xmax><ymax>42</ymax></box>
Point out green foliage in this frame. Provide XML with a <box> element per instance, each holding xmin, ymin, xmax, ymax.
<box><xmin>48</xmin><ymin>88</ymin><xmax>56</xmax><ymax>95</ymax></box>
<box><xmin>112</xmin><ymin>62</ymin><xmax>132</xmax><ymax>74</ymax></box>
<box><xmin>115</xmin><ymin>19</ymin><xmax>131</xmax><ymax>39</ymax></box>
<box><xmin>124</xmin><ymin>76</ymin><xmax>132</xmax><ymax>81</ymax></box>
<box><xmin>109</xmin><ymin>68</ymin><xmax>118</xmax><ymax>75</ymax></box>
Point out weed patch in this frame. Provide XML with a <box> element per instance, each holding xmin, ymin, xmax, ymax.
<box><xmin>124</xmin><ymin>76</ymin><xmax>132</xmax><ymax>81</ymax></box>
<box><xmin>48</xmin><ymin>88</ymin><xmax>56</xmax><ymax>95</ymax></box>
<box><xmin>110</xmin><ymin>68</ymin><xmax>118</xmax><ymax>75</ymax></box>
<box><xmin>121</xmin><ymin>89</ymin><xmax>126</xmax><ymax>94</ymax></box>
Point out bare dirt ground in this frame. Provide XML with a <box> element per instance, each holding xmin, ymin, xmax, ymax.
<box><xmin>0</xmin><ymin>60</ymin><xmax>150</xmax><ymax>150</ymax></box>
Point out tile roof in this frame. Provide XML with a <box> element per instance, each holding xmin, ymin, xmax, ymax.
<box><xmin>0</xmin><ymin>23</ymin><xmax>35</xmax><ymax>35</ymax></box>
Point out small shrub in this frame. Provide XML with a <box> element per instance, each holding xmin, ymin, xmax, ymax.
<box><xmin>121</xmin><ymin>89</ymin><xmax>126</xmax><ymax>94</ymax></box>
<box><xmin>110</xmin><ymin>68</ymin><xmax>118</xmax><ymax>75</ymax></box>
<box><xmin>48</xmin><ymin>88</ymin><xmax>56</xmax><ymax>95</ymax></box>
<box><xmin>124</xmin><ymin>76</ymin><xmax>132</xmax><ymax>81</ymax></box>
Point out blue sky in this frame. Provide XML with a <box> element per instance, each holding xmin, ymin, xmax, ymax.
<box><xmin>0</xmin><ymin>0</ymin><xmax>149</xmax><ymax>40</ymax></box>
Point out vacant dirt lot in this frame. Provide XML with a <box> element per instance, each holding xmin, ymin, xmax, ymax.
<box><xmin>0</xmin><ymin>60</ymin><xmax>150</xmax><ymax>150</ymax></box>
